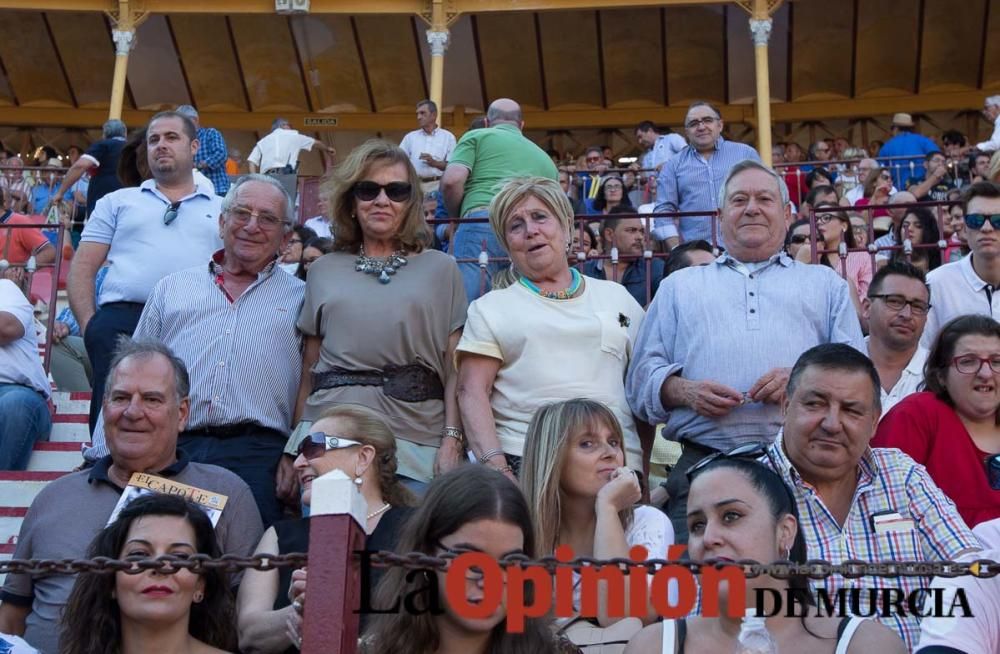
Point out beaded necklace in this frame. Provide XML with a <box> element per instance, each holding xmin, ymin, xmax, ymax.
<box><xmin>518</xmin><ymin>268</ymin><xmax>583</xmax><ymax>300</ymax></box>
<box><xmin>355</xmin><ymin>246</ymin><xmax>408</xmax><ymax>284</ymax></box>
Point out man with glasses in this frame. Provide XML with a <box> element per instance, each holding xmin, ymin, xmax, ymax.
<box><xmin>862</xmin><ymin>261</ymin><xmax>931</xmax><ymax>415</ymax></box>
<box><xmin>922</xmin><ymin>181</ymin><xmax>1000</xmax><ymax>347</ymax></box>
<box><xmin>845</xmin><ymin>158</ymin><xmax>893</xmax><ymax>205</ymax></box>
<box><xmin>762</xmin><ymin>343</ymin><xmax>979</xmax><ymax>649</ymax></box>
<box><xmin>68</xmin><ymin>111</ymin><xmax>223</xmax><ymax>434</ymax></box>
<box><xmin>81</xmin><ymin>175</ymin><xmax>303</xmax><ymax>527</ymax></box>
<box><xmin>653</xmin><ymin>101</ymin><xmax>760</xmax><ymax>248</ymax></box>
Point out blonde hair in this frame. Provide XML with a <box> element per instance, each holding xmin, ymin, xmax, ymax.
<box><xmin>326</xmin><ymin>139</ymin><xmax>430</xmax><ymax>254</ymax></box>
<box><xmin>487</xmin><ymin>176</ymin><xmax>573</xmax><ymax>290</ymax></box>
<box><xmin>520</xmin><ymin>399</ymin><xmax>634</xmax><ymax>555</ymax></box>
<box><xmin>316</xmin><ymin>404</ymin><xmax>416</xmax><ymax>508</ymax></box>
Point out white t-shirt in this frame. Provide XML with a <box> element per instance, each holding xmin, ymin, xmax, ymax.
<box><xmin>303</xmin><ymin>215</ymin><xmax>332</xmax><ymax>239</ymax></box>
<box><xmin>922</xmin><ymin>254</ymin><xmax>1000</xmax><ymax>349</ymax></box>
<box><xmin>457</xmin><ymin>278</ymin><xmax>646</xmax><ymax>467</ymax></box>
<box><xmin>399</xmin><ymin>127</ymin><xmax>456</xmax><ymax>179</ymax></box>
<box><xmin>974</xmin><ymin>518</ymin><xmax>1000</xmax><ymax>549</ymax></box>
<box><xmin>917</xmin><ymin>547</ymin><xmax>1000</xmax><ymax>654</ymax></box>
<box><xmin>0</xmin><ymin>280</ymin><xmax>49</xmax><ymax>397</ymax></box>
<box><xmin>248</xmin><ymin>129</ymin><xmax>316</xmax><ymax>172</ymax></box>
<box><xmin>865</xmin><ymin>338</ymin><xmax>928</xmax><ymax>417</ymax></box>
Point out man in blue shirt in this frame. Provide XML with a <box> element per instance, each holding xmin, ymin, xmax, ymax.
<box><xmin>177</xmin><ymin>105</ymin><xmax>230</xmax><ymax>196</ymax></box>
<box><xmin>877</xmin><ymin>113</ymin><xmax>939</xmax><ymax>190</ymax></box>
<box><xmin>654</xmin><ymin>101</ymin><xmax>760</xmax><ymax>247</ymax></box>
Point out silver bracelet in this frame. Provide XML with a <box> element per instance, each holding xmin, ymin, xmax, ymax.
<box><xmin>478</xmin><ymin>448</ymin><xmax>505</xmax><ymax>465</ymax></box>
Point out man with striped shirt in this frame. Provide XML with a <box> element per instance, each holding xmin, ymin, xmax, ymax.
<box><xmin>84</xmin><ymin>174</ymin><xmax>304</xmax><ymax>525</ymax></box>
<box><xmin>766</xmin><ymin>343</ymin><xmax>980</xmax><ymax>650</ymax></box>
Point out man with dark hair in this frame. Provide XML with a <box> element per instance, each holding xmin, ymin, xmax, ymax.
<box><xmin>878</xmin><ymin>113</ymin><xmax>940</xmax><ymax>188</ymax></box>
<box><xmin>67</xmin><ymin>111</ymin><xmax>223</xmax><ymax>433</ymax></box>
<box><xmin>441</xmin><ymin>97</ymin><xmax>558</xmax><ymax>302</ymax></box>
<box><xmin>51</xmin><ymin>119</ymin><xmax>127</xmax><ymax>232</ymax></box>
<box><xmin>175</xmin><ymin>105</ymin><xmax>230</xmax><ymax>196</ymax></box>
<box><xmin>653</xmin><ymin>100</ymin><xmax>761</xmax><ymax>247</ymax></box>
<box><xmin>0</xmin><ymin>339</ymin><xmax>262</xmax><ymax>654</ymax></box>
<box><xmin>941</xmin><ymin>129</ymin><xmax>968</xmax><ymax>160</ymax></box>
<box><xmin>862</xmin><ymin>261</ymin><xmax>931</xmax><ymax>415</ymax></box>
<box><xmin>635</xmin><ymin>120</ymin><xmax>685</xmax><ymax>178</ymax></box>
<box><xmin>972</xmin><ymin>151</ymin><xmax>992</xmax><ymax>181</ymax></box>
<box><xmin>400</xmin><ymin>99</ymin><xmax>455</xmax><ymax>193</ymax></box>
<box><xmin>627</xmin><ymin>159</ymin><xmax>863</xmax><ymax>541</ymax></box>
<box><xmin>908</xmin><ymin>151</ymin><xmax>960</xmax><ymax>201</ymax></box>
<box><xmin>800</xmin><ymin>184</ymin><xmax>839</xmax><ymax>220</ymax></box>
<box><xmin>922</xmin><ymin>181</ymin><xmax>1000</xmax><ymax>346</ymax></box>
<box><xmin>663</xmin><ymin>239</ymin><xmax>715</xmax><ymax>277</ymax></box>
<box><xmin>766</xmin><ymin>342</ymin><xmax>980</xmax><ymax>650</ymax></box>
<box><xmin>582</xmin><ymin>206</ymin><xmax>664</xmax><ymax>306</ymax></box>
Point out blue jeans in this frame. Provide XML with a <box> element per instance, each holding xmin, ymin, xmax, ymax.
<box><xmin>452</xmin><ymin>215</ymin><xmax>509</xmax><ymax>303</ymax></box>
<box><xmin>0</xmin><ymin>384</ymin><xmax>52</xmax><ymax>470</ymax></box>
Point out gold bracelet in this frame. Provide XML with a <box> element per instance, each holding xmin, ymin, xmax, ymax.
<box><xmin>442</xmin><ymin>426</ymin><xmax>466</xmax><ymax>447</ymax></box>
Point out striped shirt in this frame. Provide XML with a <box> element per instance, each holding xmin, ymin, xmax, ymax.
<box><xmin>625</xmin><ymin>252</ymin><xmax>865</xmax><ymax>450</ymax></box>
<box><xmin>766</xmin><ymin>435</ymin><xmax>980</xmax><ymax>650</ymax></box>
<box><xmin>85</xmin><ymin>252</ymin><xmax>304</xmax><ymax>460</ymax></box>
<box><xmin>652</xmin><ymin>137</ymin><xmax>761</xmax><ymax>243</ymax></box>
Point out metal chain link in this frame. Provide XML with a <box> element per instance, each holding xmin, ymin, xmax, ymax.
<box><xmin>4</xmin><ymin>551</ymin><xmax>998</xmax><ymax>580</ymax></box>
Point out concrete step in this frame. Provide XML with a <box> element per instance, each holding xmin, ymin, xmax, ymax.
<box><xmin>26</xmin><ymin>443</ymin><xmax>83</xmax><ymax>472</ymax></box>
<box><xmin>0</xmin><ymin>472</ymin><xmax>67</xmax><ymax>508</ymax></box>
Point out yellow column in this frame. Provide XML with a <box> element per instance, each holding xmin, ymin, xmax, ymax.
<box><xmin>749</xmin><ymin>3</ymin><xmax>773</xmax><ymax>167</ymax></box>
<box><xmin>109</xmin><ymin>28</ymin><xmax>135</xmax><ymax>121</ymax></box>
<box><xmin>426</xmin><ymin>0</ymin><xmax>449</xmax><ymax>113</ymax></box>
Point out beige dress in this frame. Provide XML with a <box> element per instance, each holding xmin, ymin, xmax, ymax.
<box><xmin>291</xmin><ymin>249</ymin><xmax>467</xmax><ymax>481</ymax></box>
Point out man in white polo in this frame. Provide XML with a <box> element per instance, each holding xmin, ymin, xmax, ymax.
<box><xmin>400</xmin><ymin>100</ymin><xmax>456</xmax><ymax>193</ymax></box>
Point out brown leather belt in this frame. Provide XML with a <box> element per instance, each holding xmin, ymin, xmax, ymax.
<box><xmin>312</xmin><ymin>364</ymin><xmax>444</xmax><ymax>402</ymax></box>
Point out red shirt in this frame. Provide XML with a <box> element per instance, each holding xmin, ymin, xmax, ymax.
<box><xmin>0</xmin><ymin>212</ymin><xmax>49</xmax><ymax>263</ymax></box>
<box><xmin>872</xmin><ymin>391</ymin><xmax>1000</xmax><ymax>527</ymax></box>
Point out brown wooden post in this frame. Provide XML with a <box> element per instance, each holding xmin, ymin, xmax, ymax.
<box><xmin>301</xmin><ymin>470</ymin><xmax>367</xmax><ymax>654</ymax></box>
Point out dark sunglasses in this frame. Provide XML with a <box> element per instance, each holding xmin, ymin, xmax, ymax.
<box><xmin>986</xmin><ymin>454</ymin><xmax>1000</xmax><ymax>491</ymax></box>
<box><xmin>685</xmin><ymin>442</ymin><xmax>775</xmax><ymax>481</ymax></box>
<box><xmin>352</xmin><ymin>181</ymin><xmax>412</xmax><ymax>202</ymax></box>
<box><xmin>965</xmin><ymin>213</ymin><xmax>1000</xmax><ymax>230</ymax></box>
<box><xmin>789</xmin><ymin>234</ymin><xmax>809</xmax><ymax>244</ymax></box>
<box><xmin>163</xmin><ymin>201</ymin><xmax>181</xmax><ymax>226</ymax></box>
<box><xmin>295</xmin><ymin>431</ymin><xmax>363</xmax><ymax>460</ymax></box>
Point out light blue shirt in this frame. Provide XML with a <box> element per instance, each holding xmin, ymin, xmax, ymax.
<box><xmin>653</xmin><ymin>137</ymin><xmax>761</xmax><ymax>243</ymax></box>
<box><xmin>625</xmin><ymin>252</ymin><xmax>864</xmax><ymax>450</ymax></box>
<box><xmin>641</xmin><ymin>133</ymin><xmax>687</xmax><ymax>173</ymax></box>
<box><xmin>81</xmin><ymin>177</ymin><xmax>222</xmax><ymax>305</ymax></box>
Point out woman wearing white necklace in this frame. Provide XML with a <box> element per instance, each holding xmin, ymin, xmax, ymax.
<box><xmin>237</xmin><ymin>405</ymin><xmax>415</xmax><ymax>653</ymax></box>
<box><xmin>454</xmin><ymin>176</ymin><xmax>647</xmax><ymax>479</ymax></box>
<box><xmin>287</xmin><ymin>140</ymin><xmax>468</xmax><ymax>492</ymax></box>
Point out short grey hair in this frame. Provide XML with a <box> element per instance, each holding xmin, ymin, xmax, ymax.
<box><xmin>717</xmin><ymin>159</ymin><xmax>790</xmax><ymax>208</ymax></box>
<box><xmin>104</xmin><ymin>338</ymin><xmax>190</xmax><ymax>404</ymax></box>
<box><xmin>175</xmin><ymin>104</ymin><xmax>199</xmax><ymax>119</ymax></box>
<box><xmin>486</xmin><ymin>104</ymin><xmax>522</xmax><ymax>124</ymax></box>
<box><xmin>271</xmin><ymin>117</ymin><xmax>290</xmax><ymax>131</ymax></box>
<box><xmin>986</xmin><ymin>95</ymin><xmax>1000</xmax><ymax>108</ymax></box>
<box><xmin>221</xmin><ymin>174</ymin><xmax>295</xmax><ymax>231</ymax></box>
<box><xmin>103</xmin><ymin>119</ymin><xmax>126</xmax><ymax>139</ymax></box>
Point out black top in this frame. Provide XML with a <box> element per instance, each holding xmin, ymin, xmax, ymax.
<box><xmin>84</xmin><ymin>137</ymin><xmax>125</xmax><ymax>216</ymax></box>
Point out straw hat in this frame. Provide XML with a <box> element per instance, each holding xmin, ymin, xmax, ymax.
<box><xmin>891</xmin><ymin>113</ymin><xmax>914</xmax><ymax>128</ymax></box>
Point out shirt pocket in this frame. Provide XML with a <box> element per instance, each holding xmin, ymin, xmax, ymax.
<box><xmin>595</xmin><ymin>311</ymin><xmax>629</xmax><ymax>360</ymax></box>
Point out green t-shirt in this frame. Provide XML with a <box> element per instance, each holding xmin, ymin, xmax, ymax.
<box><xmin>448</xmin><ymin>123</ymin><xmax>559</xmax><ymax>217</ymax></box>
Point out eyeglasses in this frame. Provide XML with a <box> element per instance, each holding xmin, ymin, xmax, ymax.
<box><xmin>867</xmin><ymin>294</ymin><xmax>931</xmax><ymax>315</ymax></box>
<box><xmin>685</xmin><ymin>116</ymin><xmax>718</xmax><ymax>130</ymax></box>
<box><xmin>789</xmin><ymin>234</ymin><xmax>809</xmax><ymax>244</ymax></box>
<box><xmin>227</xmin><ymin>206</ymin><xmax>287</xmax><ymax>230</ymax></box>
<box><xmin>879</xmin><ymin>173</ymin><xmax>893</xmax><ymax>181</ymax></box>
<box><xmin>950</xmin><ymin>354</ymin><xmax>1000</xmax><ymax>375</ymax></box>
<box><xmin>586</xmin><ymin>156</ymin><xmax>601</xmax><ymax>163</ymax></box>
<box><xmin>965</xmin><ymin>213</ymin><xmax>1000</xmax><ymax>230</ymax></box>
<box><xmin>162</xmin><ymin>201</ymin><xmax>181</xmax><ymax>226</ymax></box>
<box><xmin>815</xmin><ymin>213</ymin><xmax>843</xmax><ymax>225</ymax></box>
<box><xmin>352</xmin><ymin>181</ymin><xmax>412</xmax><ymax>202</ymax></box>
<box><xmin>685</xmin><ymin>442</ymin><xmax>775</xmax><ymax>481</ymax></box>
<box><xmin>295</xmin><ymin>431</ymin><xmax>363</xmax><ymax>460</ymax></box>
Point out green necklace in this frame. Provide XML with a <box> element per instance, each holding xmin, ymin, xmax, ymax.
<box><xmin>518</xmin><ymin>268</ymin><xmax>582</xmax><ymax>300</ymax></box>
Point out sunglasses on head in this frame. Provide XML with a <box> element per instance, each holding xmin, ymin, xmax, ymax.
<box><xmin>352</xmin><ymin>181</ymin><xmax>412</xmax><ymax>203</ymax></box>
<box><xmin>965</xmin><ymin>213</ymin><xmax>1000</xmax><ymax>230</ymax></box>
<box><xmin>685</xmin><ymin>442</ymin><xmax>775</xmax><ymax>481</ymax></box>
<box><xmin>295</xmin><ymin>431</ymin><xmax>363</xmax><ymax>460</ymax></box>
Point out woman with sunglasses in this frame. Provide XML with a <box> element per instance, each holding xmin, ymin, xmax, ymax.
<box><xmin>361</xmin><ymin>465</ymin><xmax>571</xmax><ymax>654</ymax></box>
<box><xmin>873</xmin><ymin>314</ymin><xmax>1000</xmax><ymax>527</ymax></box>
<box><xmin>61</xmin><ymin>494</ymin><xmax>236</xmax><ymax>654</ymax></box>
<box><xmin>290</xmin><ymin>139</ymin><xmax>467</xmax><ymax>491</ymax></box>
<box><xmin>890</xmin><ymin>207</ymin><xmax>942</xmax><ymax>273</ymax></box>
<box><xmin>794</xmin><ymin>202</ymin><xmax>870</xmax><ymax>319</ymax></box>
<box><xmin>624</xmin><ymin>456</ymin><xmax>904</xmax><ymax>654</ymax></box>
<box><xmin>853</xmin><ymin>167</ymin><xmax>893</xmax><ymax>219</ymax></box>
<box><xmin>237</xmin><ymin>405</ymin><xmax>415</xmax><ymax>653</ymax></box>
<box><xmin>521</xmin><ymin>398</ymin><xmax>672</xmax><ymax>630</ymax></box>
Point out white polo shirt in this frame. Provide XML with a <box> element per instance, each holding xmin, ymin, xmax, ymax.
<box><xmin>81</xmin><ymin>177</ymin><xmax>223</xmax><ymax>306</ymax></box>
<box><xmin>865</xmin><ymin>337</ymin><xmax>928</xmax><ymax>416</ymax></box>
<box><xmin>921</xmin><ymin>254</ymin><xmax>999</xmax><ymax>348</ymax></box>
<box><xmin>399</xmin><ymin>126</ymin><xmax>456</xmax><ymax>179</ymax></box>
<box><xmin>248</xmin><ymin>129</ymin><xmax>316</xmax><ymax>173</ymax></box>
<box><xmin>0</xmin><ymin>280</ymin><xmax>49</xmax><ymax>397</ymax></box>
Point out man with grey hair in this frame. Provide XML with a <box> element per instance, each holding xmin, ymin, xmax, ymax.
<box><xmin>441</xmin><ymin>97</ymin><xmax>558</xmax><ymax>301</ymax></box>
<box><xmin>400</xmin><ymin>99</ymin><xmax>456</xmax><ymax>192</ymax></box>
<box><xmin>247</xmin><ymin>117</ymin><xmax>335</xmax><ymax>176</ymax></box>
<box><xmin>976</xmin><ymin>95</ymin><xmax>1000</xmax><ymax>153</ymax></box>
<box><xmin>51</xmin><ymin>118</ymin><xmax>127</xmax><ymax>220</ymax></box>
<box><xmin>176</xmin><ymin>104</ymin><xmax>229</xmax><ymax>196</ymax></box>
<box><xmin>0</xmin><ymin>338</ymin><xmax>262</xmax><ymax>654</ymax></box>
<box><xmin>626</xmin><ymin>159</ymin><xmax>864</xmax><ymax>542</ymax></box>
<box><xmin>82</xmin><ymin>175</ymin><xmax>303</xmax><ymax>526</ymax></box>
<box><xmin>68</xmin><ymin>110</ymin><xmax>222</xmax><ymax>434</ymax></box>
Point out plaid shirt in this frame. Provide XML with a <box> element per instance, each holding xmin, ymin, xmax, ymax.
<box><xmin>195</xmin><ymin>126</ymin><xmax>230</xmax><ymax>196</ymax></box>
<box><xmin>766</xmin><ymin>435</ymin><xmax>980</xmax><ymax>651</ymax></box>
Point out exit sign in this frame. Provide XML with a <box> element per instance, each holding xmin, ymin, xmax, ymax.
<box><xmin>303</xmin><ymin>117</ymin><xmax>339</xmax><ymax>127</ymax></box>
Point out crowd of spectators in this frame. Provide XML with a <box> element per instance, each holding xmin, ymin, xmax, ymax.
<box><xmin>0</xmin><ymin>94</ymin><xmax>998</xmax><ymax>654</ymax></box>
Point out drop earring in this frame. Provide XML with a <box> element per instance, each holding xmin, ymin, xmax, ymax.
<box><xmin>354</xmin><ymin>476</ymin><xmax>363</xmax><ymax>487</ymax></box>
